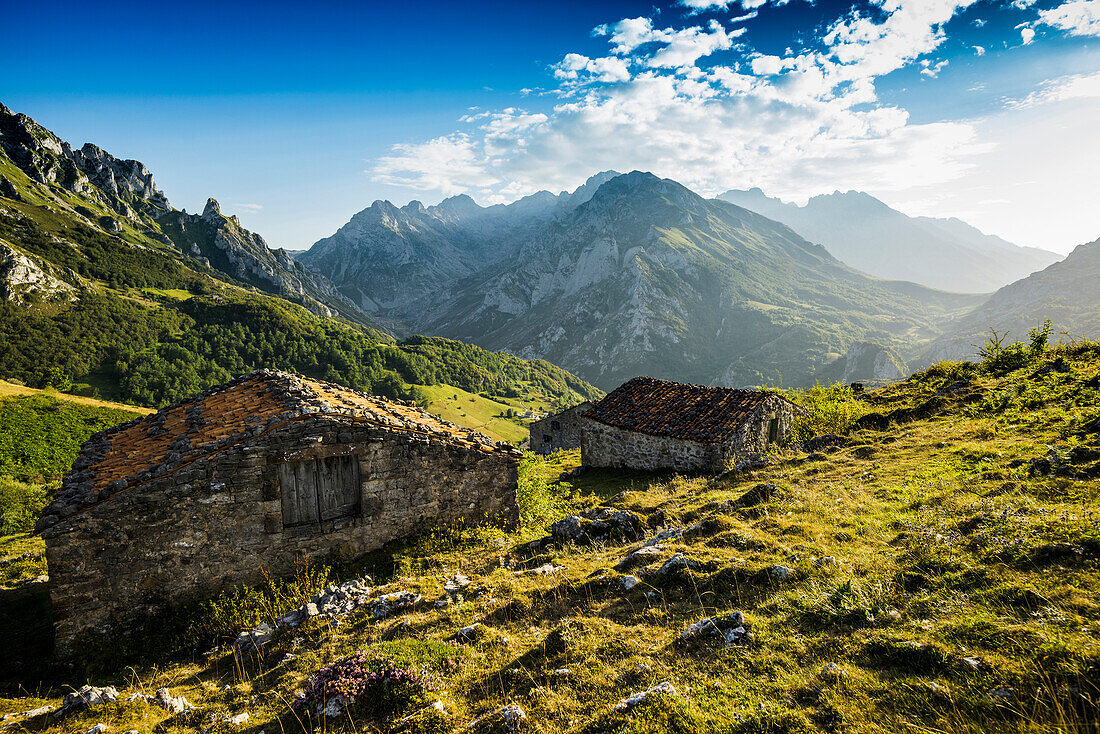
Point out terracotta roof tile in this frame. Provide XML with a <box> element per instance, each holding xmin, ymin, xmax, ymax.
<box><xmin>584</xmin><ymin>376</ymin><xmax>791</xmax><ymax>444</ymax></box>
<box><xmin>37</xmin><ymin>370</ymin><xmax>512</xmax><ymax>532</ymax></box>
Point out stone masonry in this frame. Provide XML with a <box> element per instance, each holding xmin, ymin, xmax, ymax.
<box><xmin>39</xmin><ymin>370</ymin><xmax>520</xmax><ymax>656</ymax></box>
<box><xmin>580</xmin><ymin>377</ymin><xmax>798</xmax><ymax>472</ymax></box>
<box><xmin>529</xmin><ymin>401</ymin><xmax>592</xmax><ymax>455</ymax></box>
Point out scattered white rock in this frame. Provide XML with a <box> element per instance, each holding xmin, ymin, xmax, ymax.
<box><xmin>989</xmin><ymin>687</ymin><xmax>1014</xmax><ymax>701</ymax></box>
<box><xmin>444</xmin><ymin>574</ymin><xmax>471</xmax><ymax>595</ymax></box>
<box><xmin>820</xmin><ymin>663</ymin><xmax>845</xmax><ymax>680</ymax></box>
<box><xmin>525</xmin><ymin>563</ymin><xmax>564</xmax><ymax>576</ymax></box>
<box><xmin>769</xmin><ymin>565</ymin><xmax>795</xmax><ymax>581</ymax></box>
<box><xmin>615</xmin><ymin>681</ymin><xmax>677</xmax><ymax>713</ymax></box>
<box><xmin>616</xmin><ymin>545</ymin><xmax>666</xmax><ymax>571</ymax></box>
<box><xmin>85</xmin><ymin>724</ymin><xmax>107</xmax><ymax>734</ymax></box>
<box><xmin>456</xmin><ymin>623</ymin><xmax>484</xmax><ymax>641</ymax></box>
<box><xmin>53</xmin><ymin>686</ymin><xmax>118</xmax><ymax>720</ymax></box>
<box><xmin>815</xmin><ymin>556</ymin><xmax>839</xmax><ymax>567</ymax></box>
<box><xmin>655</xmin><ymin>553</ymin><xmax>693</xmax><ymax>577</ymax></box>
<box><xmin>153</xmin><ymin>688</ymin><xmax>193</xmax><ymax>715</ymax></box>
<box><xmin>233</xmin><ymin>622</ymin><xmax>275</xmax><ymax>657</ymax></box>
<box><xmin>621</xmin><ymin>575</ymin><xmax>640</xmax><ymax>591</ymax></box>
<box><xmin>321</xmin><ymin>695</ymin><xmax>347</xmax><ymax>718</ymax></box>
<box><xmin>959</xmin><ymin>656</ymin><xmax>983</xmax><ymax>671</ymax></box>
<box><xmin>225</xmin><ymin>712</ymin><xmax>249</xmax><ymax>725</ymax></box>
<box><xmin>680</xmin><ymin>611</ymin><xmax>751</xmax><ymax>647</ymax></box>
<box><xmin>369</xmin><ymin>591</ymin><xmax>422</xmax><ymax>620</ymax></box>
<box><xmin>499</xmin><ymin>703</ymin><xmax>527</xmax><ymax>728</ymax></box>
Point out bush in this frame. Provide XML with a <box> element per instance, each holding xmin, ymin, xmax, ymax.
<box><xmin>516</xmin><ymin>454</ymin><xmax>572</xmax><ymax>531</ymax></box>
<box><xmin>0</xmin><ymin>477</ymin><xmax>52</xmax><ymax>534</ymax></box>
<box><xmin>187</xmin><ymin>555</ymin><xmax>332</xmax><ymax>643</ymax></box>
<box><xmin>782</xmin><ymin>383</ymin><xmax>868</xmax><ymax>445</ymax></box>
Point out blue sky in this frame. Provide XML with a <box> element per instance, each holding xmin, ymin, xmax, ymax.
<box><xmin>3</xmin><ymin>0</ymin><xmax>1098</xmax><ymax>253</ymax></box>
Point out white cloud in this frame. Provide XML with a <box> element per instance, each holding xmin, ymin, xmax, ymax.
<box><xmin>1020</xmin><ymin>26</ymin><xmax>1036</xmax><ymax>44</ymax></box>
<box><xmin>972</xmin><ymin>45</ymin><xmax>985</xmax><ymax>55</ymax></box>
<box><xmin>231</xmin><ymin>203</ymin><xmax>263</xmax><ymax>213</ymax></box>
<box><xmin>367</xmin><ymin>0</ymin><xmax>1044</xmax><ymax>219</ymax></box>
<box><xmin>749</xmin><ymin>54</ymin><xmax>784</xmax><ymax>75</ymax></box>
<box><xmin>1038</xmin><ymin>0</ymin><xmax>1100</xmax><ymax>37</ymax></box>
<box><xmin>1006</xmin><ymin>70</ymin><xmax>1100</xmax><ymax>108</ymax></box>
<box><xmin>920</xmin><ymin>59</ymin><xmax>949</xmax><ymax>77</ymax></box>
<box><xmin>598</xmin><ymin>17</ymin><xmax>741</xmax><ymax>69</ymax></box>
<box><xmin>678</xmin><ymin>0</ymin><xmax>786</xmax><ymax>10</ymax></box>
<box><xmin>554</xmin><ymin>53</ymin><xmax>632</xmax><ymax>83</ymax></box>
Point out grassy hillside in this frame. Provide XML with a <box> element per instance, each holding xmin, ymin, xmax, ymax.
<box><xmin>415</xmin><ymin>384</ymin><xmax>546</xmax><ymax>444</ymax></box>
<box><xmin>2</xmin><ymin>338</ymin><xmax>1097</xmax><ymax>732</ymax></box>
<box><xmin>0</xmin><ymin>201</ymin><xmax>598</xmax><ymax>411</ymax></box>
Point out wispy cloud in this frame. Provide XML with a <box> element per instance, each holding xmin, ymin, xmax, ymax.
<box><xmin>231</xmin><ymin>203</ymin><xmax>264</xmax><ymax>213</ymax></box>
<box><xmin>371</xmin><ymin>0</ymin><xmax>987</xmax><ymax>203</ymax></box>
<box><xmin>1037</xmin><ymin>0</ymin><xmax>1100</xmax><ymax>37</ymax></box>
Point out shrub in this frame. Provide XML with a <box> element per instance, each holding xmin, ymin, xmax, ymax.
<box><xmin>782</xmin><ymin>383</ymin><xmax>868</xmax><ymax>445</ymax></box>
<box><xmin>516</xmin><ymin>453</ymin><xmax>572</xmax><ymax>531</ymax></box>
<box><xmin>0</xmin><ymin>477</ymin><xmax>52</xmax><ymax>534</ymax></box>
<box><xmin>188</xmin><ymin>555</ymin><xmax>331</xmax><ymax>643</ymax></box>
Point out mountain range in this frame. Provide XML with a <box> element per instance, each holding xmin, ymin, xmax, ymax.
<box><xmin>301</xmin><ymin>171</ymin><xmax>988</xmax><ymax>390</ymax></box>
<box><xmin>927</xmin><ymin>236</ymin><xmax>1100</xmax><ymax>361</ymax></box>
<box><xmin>0</xmin><ymin>103</ymin><xmax>598</xmax><ymax>414</ymax></box>
<box><xmin>2</xmin><ymin>102</ymin><xmax>1095</xmax><ymax>397</ymax></box>
<box><xmin>717</xmin><ymin>188</ymin><xmax>1060</xmax><ymax>293</ymax></box>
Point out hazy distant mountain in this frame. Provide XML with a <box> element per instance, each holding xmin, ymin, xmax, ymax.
<box><xmin>304</xmin><ymin>171</ymin><xmax>983</xmax><ymax>389</ymax></box>
<box><xmin>927</xmin><ymin>237</ymin><xmax>1100</xmax><ymax>361</ymax></box>
<box><xmin>299</xmin><ymin>171</ymin><xmax>620</xmax><ymax>324</ymax></box>
<box><xmin>717</xmin><ymin>188</ymin><xmax>1061</xmax><ymax>293</ymax></box>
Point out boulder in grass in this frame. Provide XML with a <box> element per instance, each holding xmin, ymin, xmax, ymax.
<box><xmin>614</xmin><ymin>681</ymin><xmax>677</xmax><ymax>713</ymax></box>
<box><xmin>53</xmin><ymin>686</ymin><xmax>118</xmax><ymax>720</ymax></box>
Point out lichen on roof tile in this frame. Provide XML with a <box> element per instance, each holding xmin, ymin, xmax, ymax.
<box><xmin>36</xmin><ymin>369</ymin><xmax>507</xmax><ymax>532</ymax></box>
<box><xmin>584</xmin><ymin>376</ymin><xmax>791</xmax><ymax>443</ymax></box>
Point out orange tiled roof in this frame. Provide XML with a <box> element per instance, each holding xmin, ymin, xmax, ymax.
<box><xmin>583</xmin><ymin>376</ymin><xmax>789</xmax><ymax>443</ymax></box>
<box><xmin>38</xmin><ymin>370</ymin><xmax>504</xmax><ymax>532</ymax></box>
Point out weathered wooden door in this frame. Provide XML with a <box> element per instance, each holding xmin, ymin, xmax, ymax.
<box><xmin>317</xmin><ymin>456</ymin><xmax>361</xmax><ymax>522</ymax></box>
<box><xmin>279</xmin><ymin>455</ymin><xmax>361</xmax><ymax>528</ymax></box>
<box><xmin>279</xmin><ymin>460</ymin><xmax>320</xmax><ymax>527</ymax></box>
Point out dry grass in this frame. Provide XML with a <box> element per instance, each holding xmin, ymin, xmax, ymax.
<box><xmin>2</xmin><ymin>345</ymin><xmax>1099</xmax><ymax>732</ymax></box>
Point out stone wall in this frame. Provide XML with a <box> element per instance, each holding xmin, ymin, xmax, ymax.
<box><xmin>581</xmin><ymin>395</ymin><xmax>796</xmax><ymax>472</ymax></box>
<box><xmin>42</xmin><ymin>415</ymin><xmax>519</xmax><ymax>656</ymax></box>
<box><xmin>529</xmin><ymin>402</ymin><xmax>592</xmax><ymax>455</ymax></box>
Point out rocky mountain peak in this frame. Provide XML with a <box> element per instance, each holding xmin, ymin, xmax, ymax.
<box><xmin>433</xmin><ymin>193</ymin><xmax>482</xmax><ymax>219</ymax></box>
<box><xmin>202</xmin><ymin>197</ymin><xmax>223</xmax><ymax>220</ymax></box>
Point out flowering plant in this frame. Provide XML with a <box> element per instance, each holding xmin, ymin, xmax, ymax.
<box><xmin>293</xmin><ymin>651</ymin><xmax>440</xmax><ymax>718</ymax></box>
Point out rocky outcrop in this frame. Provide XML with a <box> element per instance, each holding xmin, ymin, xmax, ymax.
<box><xmin>0</xmin><ymin>103</ymin><xmax>168</xmax><ymax>215</ymax></box>
<box><xmin>817</xmin><ymin>341</ymin><xmax>907</xmax><ymax>384</ymax></box>
<box><xmin>0</xmin><ymin>104</ymin><xmax>381</xmax><ymax>329</ymax></box>
<box><xmin>0</xmin><ymin>240</ymin><xmax>80</xmax><ymax>303</ymax></box>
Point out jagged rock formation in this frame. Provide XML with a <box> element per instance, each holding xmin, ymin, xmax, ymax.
<box><xmin>0</xmin><ymin>104</ymin><xmax>377</xmax><ymax>327</ymax></box>
<box><xmin>0</xmin><ymin>239</ymin><xmax>81</xmax><ymax>303</ymax></box>
<box><xmin>300</xmin><ymin>171</ymin><xmax>621</xmax><ymax>321</ymax></box>
<box><xmin>718</xmin><ymin>188</ymin><xmax>1061</xmax><ymax>293</ymax></box>
<box><xmin>304</xmin><ymin>171</ymin><xmax>983</xmax><ymax>389</ymax></box>
<box><xmin>815</xmin><ymin>341</ymin><xmax>908</xmax><ymax>384</ymax></box>
<box><xmin>927</xmin><ymin>237</ymin><xmax>1100</xmax><ymax>362</ymax></box>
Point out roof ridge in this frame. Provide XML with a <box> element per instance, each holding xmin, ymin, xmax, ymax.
<box><xmin>36</xmin><ymin>370</ymin><xmax>512</xmax><ymax>534</ymax></box>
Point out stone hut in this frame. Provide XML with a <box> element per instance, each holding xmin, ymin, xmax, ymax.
<box><xmin>37</xmin><ymin>370</ymin><xmax>520</xmax><ymax>655</ymax></box>
<box><xmin>581</xmin><ymin>377</ymin><xmax>799</xmax><ymax>472</ymax></box>
<box><xmin>529</xmin><ymin>401</ymin><xmax>593</xmax><ymax>455</ymax></box>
